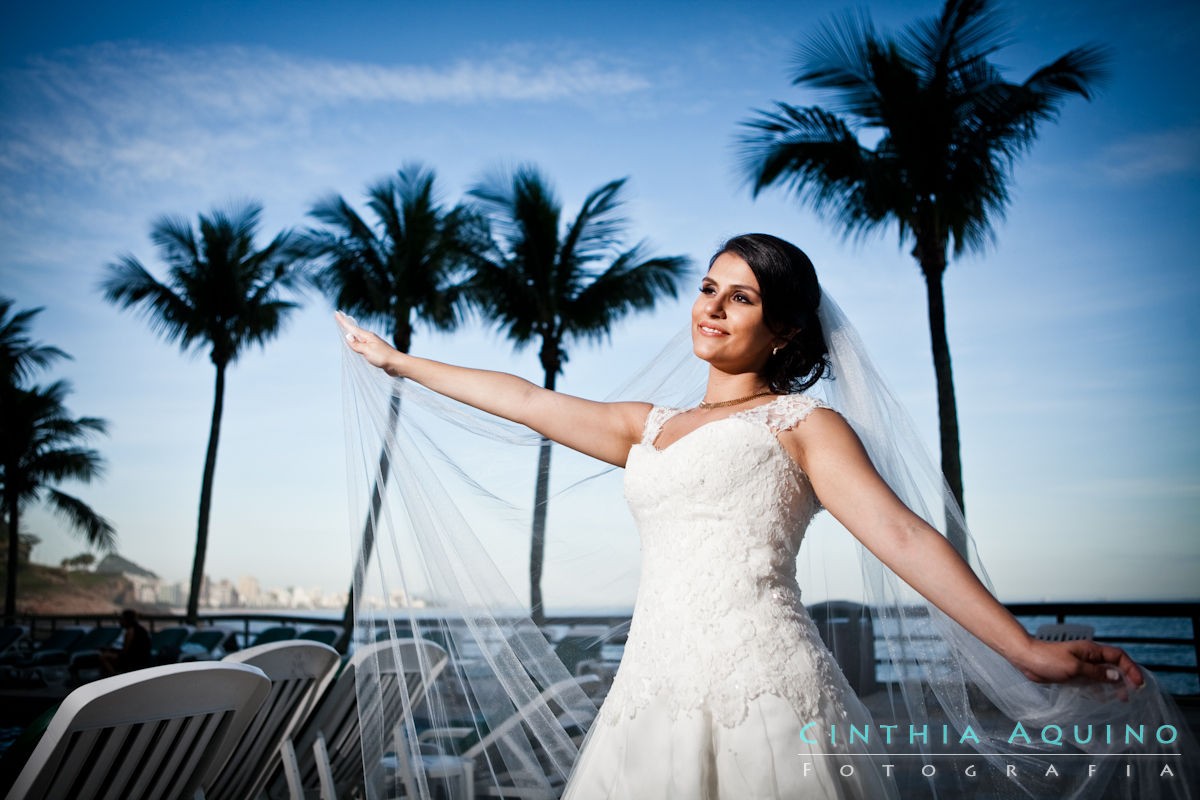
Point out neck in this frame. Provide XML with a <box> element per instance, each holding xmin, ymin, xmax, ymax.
<box><xmin>702</xmin><ymin>367</ymin><xmax>770</xmax><ymax>406</ymax></box>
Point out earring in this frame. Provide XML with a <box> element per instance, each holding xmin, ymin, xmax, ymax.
<box><xmin>772</xmin><ymin>346</ymin><xmax>780</xmax><ymax>356</ymax></box>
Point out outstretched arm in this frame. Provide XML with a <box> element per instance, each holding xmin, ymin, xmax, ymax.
<box><xmin>338</xmin><ymin>314</ymin><xmax>649</xmax><ymax>467</ymax></box>
<box><xmin>781</xmin><ymin>408</ymin><xmax>1144</xmax><ymax>689</ymax></box>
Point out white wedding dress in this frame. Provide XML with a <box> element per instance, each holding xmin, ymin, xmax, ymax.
<box><xmin>562</xmin><ymin>394</ymin><xmax>899</xmax><ymax>799</ymax></box>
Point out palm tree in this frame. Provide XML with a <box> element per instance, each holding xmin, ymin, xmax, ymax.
<box><xmin>738</xmin><ymin>0</ymin><xmax>1109</xmax><ymax>555</ymax></box>
<box><xmin>468</xmin><ymin>165</ymin><xmax>690</xmax><ymax>625</ymax></box>
<box><xmin>301</xmin><ymin>162</ymin><xmax>486</xmax><ymax>636</ymax></box>
<box><xmin>1</xmin><ymin>298</ymin><xmax>69</xmax><ymax>389</ymax></box>
<box><xmin>2</xmin><ymin>380</ymin><xmax>114</xmax><ymax>622</ymax></box>
<box><xmin>1</xmin><ymin>297</ymin><xmax>86</xmax><ymax>622</ymax></box>
<box><xmin>100</xmin><ymin>202</ymin><xmax>303</xmax><ymax>624</ymax></box>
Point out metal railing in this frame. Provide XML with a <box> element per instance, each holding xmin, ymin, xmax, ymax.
<box><xmin>9</xmin><ymin>601</ymin><xmax>1198</xmax><ymax>694</ymax></box>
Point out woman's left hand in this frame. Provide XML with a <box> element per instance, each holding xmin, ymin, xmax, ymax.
<box><xmin>1013</xmin><ymin>637</ymin><xmax>1144</xmax><ymax>691</ymax></box>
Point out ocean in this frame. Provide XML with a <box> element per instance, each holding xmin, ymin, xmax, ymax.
<box><xmin>207</xmin><ymin>608</ymin><xmax>1198</xmax><ymax>695</ymax></box>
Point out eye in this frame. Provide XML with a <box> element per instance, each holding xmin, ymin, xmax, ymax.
<box><xmin>699</xmin><ymin>284</ymin><xmax>715</xmax><ymax>295</ymax></box>
<box><xmin>733</xmin><ymin>293</ymin><xmax>751</xmax><ymax>304</ymax></box>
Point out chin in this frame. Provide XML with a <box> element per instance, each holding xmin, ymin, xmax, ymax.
<box><xmin>690</xmin><ymin>336</ymin><xmax>718</xmax><ymax>364</ymax></box>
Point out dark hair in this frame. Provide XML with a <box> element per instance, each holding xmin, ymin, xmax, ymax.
<box><xmin>710</xmin><ymin>233</ymin><xmax>830</xmax><ymax>393</ymax></box>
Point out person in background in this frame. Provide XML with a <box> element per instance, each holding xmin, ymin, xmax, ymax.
<box><xmin>98</xmin><ymin>609</ymin><xmax>151</xmax><ymax>677</ymax></box>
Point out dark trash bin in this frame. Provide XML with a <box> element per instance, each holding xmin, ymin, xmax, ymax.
<box><xmin>808</xmin><ymin>600</ymin><xmax>879</xmax><ymax>695</ymax></box>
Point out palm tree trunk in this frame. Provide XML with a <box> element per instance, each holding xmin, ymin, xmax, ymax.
<box><xmin>918</xmin><ymin>257</ymin><xmax>968</xmax><ymax>559</ymax></box>
<box><xmin>339</xmin><ymin>395</ymin><xmax>400</xmax><ymax>648</ymax></box>
<box><xmin>530</xmin><ymin>344</ymin><xmax>559</xmax><ymax>628</ymax></box>
<box><xmin>530</xmin><ymin>438</ymin><xmax>552</xmax><ymax>627</ymax></box>
<box><xmin>338</xmin><ymin>319</ymin><xmax>410</xmax><ymax>649</ymax></box>
<box><xmin>187</xmin><ymin>361</ymin><xmax>226</xmax><ymax>624</ymax></box>
<box><xmin>4</xmin><ymin>500</ymin><xmax>19</xmax><ymax>624</ymax></box>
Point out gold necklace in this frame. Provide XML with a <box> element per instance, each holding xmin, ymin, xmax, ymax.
<box><xmin>696</xmin><ymin>390</ymin><xmax>773</xmax><ymax>410</ymax></box>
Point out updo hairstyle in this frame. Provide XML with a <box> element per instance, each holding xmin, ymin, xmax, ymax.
<box><xmin>710</xmin><ymin>233</ymin><xmax>830</xmax><ymax>393</ymax></box>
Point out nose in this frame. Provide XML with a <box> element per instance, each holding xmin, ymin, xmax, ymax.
<box><xmin>704</xmin><ymin>292</ymin><xmax>725</xmax><ymax>317</ymax></box>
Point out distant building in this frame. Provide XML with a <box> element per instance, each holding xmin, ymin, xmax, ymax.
<box><xmin>210</xmin><ymin>578</ymin><xmax>239</xmax><ymax>608</ymax></box>
<box><xmin>238</xmin><ymin>576</ymin><xmax>261</xmax><ymax>607</ymax></box>
<box><xmin>156</xmin><ymin>581</ymin><xmax>187</xmax><ymax>607</ymax></box>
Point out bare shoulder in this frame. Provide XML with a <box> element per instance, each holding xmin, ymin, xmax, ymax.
<box><xmin>603</xmin><ymin>400</ymin><xmax>656</xmax><ymax>466</ymax></box>
<box><xmin>614</xmin><ymin>400</ymin><xmax>655</xmax><ymax>431</ymax></box>
<box><xmin>775</xmin><ymin>405</ymin><xmax>863</xmax><ymax>470</ymax></box>
<box><xmin>588</xmin><ymin>399</ymin><xmax>655</xmax><ymax>446</ymax></box>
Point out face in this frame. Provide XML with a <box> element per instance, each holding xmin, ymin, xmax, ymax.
<box><xmin>691</xmin><ymin>252</ymin><xmax>785</xmax><ymax>375</ymax></box>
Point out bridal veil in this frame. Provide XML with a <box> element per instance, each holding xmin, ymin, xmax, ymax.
<box><xmin>337</xmin><ymin>285</ymin><xmax>1197</xmax><ymax>799</ymax></box>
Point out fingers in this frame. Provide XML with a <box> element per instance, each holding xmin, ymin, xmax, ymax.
<box><xmin>334</xmin><ymin>310</ymin><xmax>355</xmax><ymax>333</ymax></box>
<box><xmin>1065</xmin><ymin>641</ymin><xmax>1144</xmax><ymax>700</ymax></box>
<box><xmin>334</xmin><ymin>312</ymin><xmax>371</xmax><ymax>347</ymax></box>
<box><xmin>1098</xmin><ymin>643</ymin><xmax>1145</xmax><ymax>688</ymax></box>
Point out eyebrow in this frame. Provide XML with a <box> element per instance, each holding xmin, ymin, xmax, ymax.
<box><xmin>702</xmin><ymin>277</ymin><xmax>761</xmax><ymax>295</ymax></box>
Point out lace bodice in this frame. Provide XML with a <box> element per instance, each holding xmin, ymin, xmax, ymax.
<box><xmin>598</xmin><ymin>394</ymin><xmax>852</xmax><ymax>728</ymax></box>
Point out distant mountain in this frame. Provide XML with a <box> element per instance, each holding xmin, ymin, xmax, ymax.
<box><xmin>4</xmin><ymin>561</ymin><xmax>155</xmax><ymax>616</ymax></box>
<box><xmin>94</xmin><ymin>553</ymin><xmax>158</xmax><ymax>579</ymax></box>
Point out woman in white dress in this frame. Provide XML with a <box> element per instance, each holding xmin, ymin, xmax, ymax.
<box><xmin>337</xmin><ymin>233</ymin><xmax>1190</xmax><ymax>800</ymax></box>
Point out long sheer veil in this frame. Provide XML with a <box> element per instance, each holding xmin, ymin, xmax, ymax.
<box><xmin>337</xmin><ymin>288</ymin><xmax>1197</xmax><ymax>799</ymax></box>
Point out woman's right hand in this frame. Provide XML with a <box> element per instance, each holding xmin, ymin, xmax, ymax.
<box><xmin>336</xmin><ymin>312</ymin><xmax>404</xmax><ymax>376</ymax></box>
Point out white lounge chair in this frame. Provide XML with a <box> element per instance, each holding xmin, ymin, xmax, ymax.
<box><xmin>0</xmin><ymin>625</ymin><xmax>26</xmax><ymax>659</ymax></box>
<box><xmin>271</xmin><ymin>638</ymin><xmax>450</xmax><ymax>800</ymax></box>
<box><xmin>1035</xmin><ymin>622</ymin><xmax>1095</xmax><ymax>642</ymax></box>
<box><xmin>203</xmin><ymin>640</ymin><xmax>341</xmax><ymax>800</ymax></box>
<box><xmin>272</xmin><ymin>639</ymin><xmax>600</xmax><ymax>800</ymax></box>
<box><xmin>417</xmin><ymin>673</ymin><xmax>601</xmax><ymax>800</ymax></box>
<box><xmin>5</xmin><ymin>661</ymin><xmax>270</xmax><ymax>800</ymax></box>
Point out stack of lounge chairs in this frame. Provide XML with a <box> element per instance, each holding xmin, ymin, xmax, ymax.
<box><xmin>2</xmin><ymin>633</ymin><xmax>602</xmax><ymax>800</ymax></box>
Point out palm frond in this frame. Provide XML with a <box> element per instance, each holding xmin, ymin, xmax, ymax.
<box><xmin>28</xmin><ymin>446</ymin><xmax>106</xmax><ymax>485</ymax></box>
<box><xmin>0</xmin><ymin>383</ymin><xmax>110</xmax><ymax>537</ymax></box>
<box><xmin>366</xmin><ymin>178</ymin><xmax>405</xmax><ymax>259</ymax></box>
<box><xmin>45</xmin><ymin>488</ymin><xmax>116</xmax><ymax>550</ymax></box>
<box><xmin>104</xmin><ymin>200</ymin><xmax>304</xmax><ymax>365</ymax></box>
<box><xmin>148</xmin><ymin>214</ymin><xmax>200</xmax><ymax>271</ymax></box>
<box><xmin>467</xmin><ymin>260</ymin><xmax>542</xmax><ymax>345</ymax></box>
<box><xmin>470</xmin><ymin>167</ymin><xmax>688</xmax><ymax>367</ymax></box>
<box><xmin>566</xmin><ymin>246</ymin><xmax>689</xmax><ymax>341</ymax></box>
<box><xmin>469</xmin><ymin>164</ymin><xmax>561</xmax><ymax>261</ymax></box>
<box><xmin>741</xmin><ymin>0</ymin><xmax>1108</xmax><ymax>260</ymax></box>
<box><xmin>304</xmin><ymin>194</ymin><xmax>390</xmax><ymax>315</ymax></box>
<box><xmin>793</xmin><ymin>9</ymin><xmax>888</xmax><ymax>121</ymax></box>
<box><xmin>308</xmin><ymin>194</ymin><xmax>379</xmax><ymax>245</ymax></box>
<box><xmin>307</xmin><ymin>166</ymin><xmax>478</xmax><ymax>345</ymax></box>
<box><xmin>903</xmin><ymin>0</ymin><xmax>1009</xmax><ymax>84</ymax></box>
<box><xmin>99</xmin><ymin>255</ymin><xmax>203</xmax><ymax>352</ymax></box>
<box><xmin>0</xmin><ymin>299</ymin><xmax>71</xmax><ymax>386</ymax></box>
<box><xmin>561</xmin><ymin>179</ymin><xmax>629</xmax><ymax>266</ymax></box>
<box><xmin>1022</xmin><ymin>44</ymin><xmax>1112</xmax><ymax>103</ymax></box>
<box><xmin>231</xmin><ymin>299</ymin><xmax>300</xmax><ymax>355</ymax></box>
<box><xmin>31</xmin><ymin>415</ymin><xmax>107</xmax><ymax>445</ymax></box>
<box><xmin>740</xmin><ymin>104</ymin><xmax>898</xmax><ymax>241</ymax></box>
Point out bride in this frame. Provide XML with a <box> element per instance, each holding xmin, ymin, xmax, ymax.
<box><xmin>336</xmin><ymin>233</ymin><xmax>1194</xmax><ymax>800</ymax></box>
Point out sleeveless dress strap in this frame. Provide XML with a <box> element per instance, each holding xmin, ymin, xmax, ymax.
<box><xmin>640</xmin><ymin>405</ymin><xmax>686</xmax><ymax>446</ymax></box>
<box><xmin>761</xmin><ymin>394</ymin><xmax>829</xmax><ymax>434</ymax></box>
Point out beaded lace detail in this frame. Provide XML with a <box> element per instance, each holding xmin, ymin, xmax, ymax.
<box><xmin>598</xmin><ymin>394</ymin><xmax>853</xmax><ymax>728</ymax></box>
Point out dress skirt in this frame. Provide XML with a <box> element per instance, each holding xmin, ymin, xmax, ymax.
<box><xmin>562</xmin><ymin>686</ymin><xmax>900</xmax><ymax>800</ymax></box>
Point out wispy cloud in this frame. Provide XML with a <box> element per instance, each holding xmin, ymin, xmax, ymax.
<box><xmin>6</xmin><ymin>41</ymin><xmax>651</xmax><ymax>109</ymax></box>
<box><xmin>1097</xmin><ymin>126</ymin><xmax>1200</xmax><ymax>183</ymax></box>
<box><xmin>0</xmin><ymin>42</ymin><xmax>652</xmax><ymax>186</ymax></box>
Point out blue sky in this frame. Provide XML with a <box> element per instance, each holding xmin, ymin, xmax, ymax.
<box><xmin>1</xmin><ymin>0</ymin><xmax>1197</xmax><ymax>605</ymax></box>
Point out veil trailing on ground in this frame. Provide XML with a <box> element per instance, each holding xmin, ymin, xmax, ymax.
<box><xmin>339</xmin><ymin>287</ymin><xmax>1197</xmax><ymax>799</ymax></box>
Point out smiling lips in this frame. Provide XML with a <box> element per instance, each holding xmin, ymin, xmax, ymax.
<box><xmin>697</xmin><ymin>324</ymin><xmax>728</xmax><ymax>336</ymax></box>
